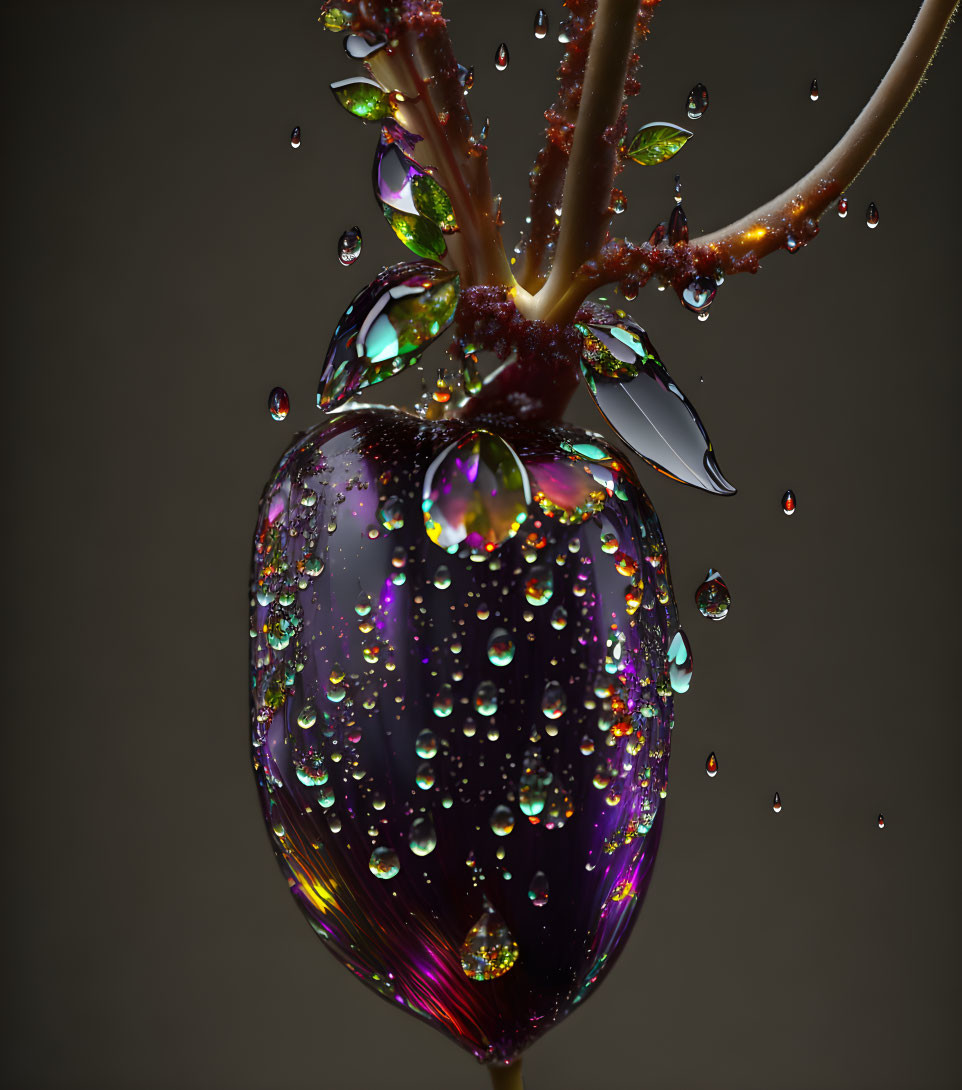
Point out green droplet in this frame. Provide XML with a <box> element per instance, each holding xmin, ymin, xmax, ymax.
<box><xmin>330</xmin><ymin>77</ymin><xmax>393</xmax><ymax>121</ymax></box>
<box><xmin>625</xmin><ymin>122</ymin><xmax>693</xmax><ymax>166</ymax></box>
<box><xmin>411</xmin><ymin>174</ymin><xmax>458</xmax><ymax>232</ymax></box>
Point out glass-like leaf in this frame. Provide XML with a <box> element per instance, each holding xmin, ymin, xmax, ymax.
<box><xmin>382</xmin><ymin>205</ymin><xmax>447</xmax><ymax>261</ymax></box>
<box><xmin>330</xmin><ymin>77</ymin><xmax>393</xmax><ymax>121</ymax></box>
<box><xmin>579</xmin><ymin>313</ymin><xmax>736</xmax><ymax>495</ymax></box>
<box><xmin>317</xmin><ymin>261</ymin><xmax>459</xmax><ymax>411</ymax></box>
<box><xmin>411</xmin><ymin>174</ymin><xmax>458</xmax><ymax>232</ymax></box>
<box><xmin>625</xmin><ymin>122</ymin><xmax>693</xmax><ymax>166</ymax></box>
<box><xmin>374</xmin><ymin>132</ymin><xmax>422</xmax><ymax>215</ymax></box>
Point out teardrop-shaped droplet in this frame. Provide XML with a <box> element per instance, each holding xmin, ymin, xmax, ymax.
<box><xmin>837</xmin><ymin>196</ymin><xmax>848</xmax><ymax>218</ymax></box>
<box><xmin>422</xmin><ymin>429</ymin><xmax>531</xmax><ymax>552</ymax></box>
<box><xmin>524</xmin><ymin>566</ymin><xmax>554</xmax><ymax>606</ymax></box>
<box><xmin>344</xmin><ymin>31</ymin><xmax>387</xmax><ymax>60</ymax></box>
<box><xmin>694</xmin><ymin>569</ymin><xmax>730</xmax><ymax>621</ymax></box>
<box><xmin>473</xmin><ymin>679</ymin><xmax>499</xmax><ymax>716</ymax></box>
<box><xmin>534</xmin><ymin>8</ymin><xmax>548</xmax><ymax>38</ymax></box>
<box><xmin>416</xmin><ymin>762</ymin><xmax>436</xmax><ymax>790</ymax></box>
<box><xmin>809</xmin><ymin>78</ymin><xmax>819</xmax><ymax>102</ymax></box>
<box><xmin>486</xmin><ymin>628</ymin><xmax>516</xmax><ymax>666</ymax></box>
<box><xmin>268</xmin><ymin>386</ymin><xmax>290</xmax><ymax>421</ymax></box>
<box><xmin>705</xmin><ymin>751</ymin><xmax>718</xmax><ymax>777</ymax></box>
<box><xmin>687</xmin><ymin>82</ymin><xmax>709</xmax><ymax>120</ymax></box>
<box><xmin>408</xmin><ymin>815</ymin><xmax>437</xmax><ymax>856</ymax></box>
<box><xmin>415</xmin><ymin>728</ymin><xmax>439</xmax><ymax>758</ymax></box>
<box><xmin>877</xmin><ymin>813</ymin><xmax>885</xmax><ymax>829</ymax></box>
<box><xmin>668</xmin><ymin>629</ymin><xmax>693</xmax><ymax>693</ymax></box>
<box><xmin>495</xmin><ymin>42</ymin><xmax>509</xmax><ymax>72</ymax></box>
<box><xmin>772</xmin><ymin>791</ymin><xmax>782</xmax><ymax>813</ymax></box>
<box><xmin>290</xmin><ymin>125</ymin><xmax>301</xmax><ymax>148</ymax></box>
<box><xmin>866</xmin><ymin>201</ymin><xmax>880</xmax><ymax>229</ymax></box>
<box><xmin>490</xmin><ymin>805</ymin><xmax>515</xmax><ymax>836</ymax></box>
<box><xmin>369</xmin><ymin>845</ymin><xmax>401</xmax><ymax>879</ymax></box>
<box><xmin>528</xmin><ymin>871</ymin><xmax>549</xmax><ymax>906</ymax></box>
<box><xmin>550</xmin><ymin>605</ymin><xmax>567</xmax><ymax>630</ymax></box>
<box><xmin>682</xmin><ymin>276</ymin><xmax>717</xmax><ymax>314</ymax></box>
<box><xmin>668</xmin><ymin>203</ymin><xmax>688</xmax><ymax>245</ymax></box>
<box><xmin>460</xmin><ymin>906</ymin><xmax>519</xmax><ymax>981</ymax></box>
<box><xmin>432</xmin><ymin>685</ymin><xmax>453</xmax><ymax>718</ymax></box>
<box><xmin>782</xmin><ymin>489</ymin><xmax>796</xmax><ymax>516</ymax></box>
<box><xmin>540</xmin><ymin>680</ymin><xmax>567</xmax><ymax>720</ymax></box>
<box><xmin>337</xmin><ymin>225</ymin><xmax>362</xmax><ymax>266</ymax></box>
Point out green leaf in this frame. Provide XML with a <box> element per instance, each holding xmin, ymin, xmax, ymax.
<box><xmin>330</xmin><ymin>77</ymin><xmax>393</xmax><ymax>122</ymax></box>
<box><xmin>411</xmin><ymin>174</ymin><xmax>458</xmax><ymax>233</ymax></box>
<box><xmin>382</xmin><ymin>205</ymin><xmax>447</xmax><ymax>261</ymax></box>
<box><xmin>624</xmin><ymin>122</ymin><xmax>693</xmax><ymax>166</ymax></box>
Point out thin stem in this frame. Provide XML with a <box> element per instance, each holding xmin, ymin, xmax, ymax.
<box><xmin>489</xmin><ymin>1059</ymin><xmax>524</xmax><ymax>1090</ymax></box>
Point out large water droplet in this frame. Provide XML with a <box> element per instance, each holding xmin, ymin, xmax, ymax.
<box><xmin>369</xmin><ymin>846</ymin><xmax>401</xmax><ymax>879</ymax></box>
<box><xmin>534</xmin><ymin>8</ymin><xmax>548</xmax><ymax>38</ymax></box>
<box><xmin>540</xmin><ymin>680</ymin><xmax>567</xmax><ymax>719</ymax></box>
<box><xmin>772</xmin><ymin>791</ymin><xmax>782</xmax><ymax>813</ymax></box>
<box><xmin>866</xmin><ymin>201</ymin><xmax>880</xmax><ymax>229</ymax></box>
<box><xmin>705</xmin><ymin>751</ymin><xmax>718</xmax><ymax>777</ymax></box>
<box><xmin>668</xmin><ymin>203</ymin><xmax>688</xmax><ymax>245</ymax></box>
<box><xmin>495</xmin><ymin>43</ymin><xmax>509</xmax><ymax>72</ymax></box>
<box><xmin>682</xmin><ymin>276</ymin><xmax>717</xmax><ymax>314</ymax></box>
<box><xmin>416</xmin><ymin>728</ymin><xmax>439</xmax><ymax>758</ymax></box>
<box><xmin>377</xmin><ymin>495</ymin><xmax>405</xmax><ymax>531</ymax></box>
<box><xmin>344</xmin><ymin>32</ymin><xmax>387</xmax><ymax>60</ymax></box>
<box><xmin>409</xmin><ymin>815</ymin><xmax>437</xmax><ymax>856</ymax></box>
<box><xmin>694</xmin><ymin>569</ymin><xmax>730</xmax><ymax>621</ymax></box>
<box><xmin>416</xmin><ymin>762</ymin><xmax>435</xmax><ymax>790</ymax></box>
<box><xmin>337</xmin><ymin>225</ymin><xmax>362</xmax><ymax>266</ymax></box>
<box><xmin>460</xmin><ymin>906</ymin><xmax>519</xmax><ymax>981</ymax></box>
<box><xmin>490</xmin><ymin>805</ymin><xmax>515</xmax><ymax>836</ymax></box>
<box><xmin>487</xmin><ymin>628</ymin><xmax>516</xmax><ymax>666</ymax></box>
<box><xmin>524</xmin><ymin>566</ymin><xmax>554</xmax><ymax>606</ymax></box>
<box><xmin>687</xmin><ymin>82</ymin><xmax>709</xmax><ymax>120</ymax></box>
<box><xmin>528</xmin><ymin>871</ymin><xmax>549</xmax><ymax>906</ymax></box>
<box><xmin>474</xmin><ymin>680</ymin><xmax>499</xmax><ymax>716</ymax></box>
<box><xmin>782</xmin><ymin>489</ymin><xmax>796</xmax><ymax>516</ymax></box>
<box><xmin>423</xmin><ymin>430</ymin><xmax>531</xmax><ymax>552</ymax></box>
<box><xmin>809</xmin><ymin>78</ymin><xmax>819</xmax><ymax>102</ymax></box>
<box><xmin>290</xmin><ymin>125</ymin><xmax>301</xmax><ymax>148</ymax></box>
<box><xmin>268</xmin><ymin>386</ymin><xmax>289</xmax><ymax>421</ymax></box>
<box><xmin>668</xmin><ymin>629</ymin><xmax>693</xmax><ymax>693</ymax></box>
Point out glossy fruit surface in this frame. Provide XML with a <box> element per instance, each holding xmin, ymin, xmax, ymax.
<box><xmin>249</xmin><ymin>406</ymin><xmax>678</xmax><ymax>1064</ymax></box>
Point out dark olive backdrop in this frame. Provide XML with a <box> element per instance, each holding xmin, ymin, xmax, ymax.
<box><xmin>2</xmin><ymin>2</ymin><xmax>959</xmax><ymax>1088</ymax></box>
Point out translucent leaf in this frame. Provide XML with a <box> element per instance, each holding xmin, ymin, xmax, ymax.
<box><xmin>411</xmin><ymin>174</ymin><xmax>458</xmax><ymax>232</ymax></box>
<box><xmin>579</xmin><ymin>314</ymin><xmax>735</xmax><ymax>495</ymax></box>
<box><xmin>317</xmin><ymin>262</ymin><xmax>459</xmax><ymax>411</ymax></box>
<box><xmin>330</xmin><ymin>77</ymin><xmax>393</xmax><ymax>121</ymax></box>
<box><xmin>625</xmin><ymin>122</ymin><xmax>693</xmax><ymax>166</ymax></box>
<box><xmin>382</xmin><ymin>205</ymin><xmax>447</xmax><ymax>261</ymax></box>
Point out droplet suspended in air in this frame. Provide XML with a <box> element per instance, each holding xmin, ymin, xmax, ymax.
<box><xmin>837</xmin><ymin>196</ymin><xmax>848</xmax><ymax>218</ymax></box>
<box><xmin>687</xmin><ymin>82</ymin><xmax>709</xmax><ymax>120</ymax></box>
<box><xmin>809</xmin><ymin>78</ymin><xmax>819</xmax><ymax>102</ymax></box>
<box><xmin>667</xmin><ymin>629</ymin><xmax>694</xmax><ymax>693</ymax></box>
<box><xmin>673</xmin><ymin>174</ymin><xmax>683</xmax><ymax>204</ymax></box>
<box><xmin>705</xmin><ymin>751</ymin><xmax>718</xmax><ymax>777</ymax></box>
<box><xmin>268</xmin><ymin>386</ymin><xmax>290</xmax><ymax>421</ymax></box>
<box><xmin>540</xmin><ymin>680</ymin><xmax>567</xmax><ymax>720</ymax></box>
<box><xmin>866</xmin><ymin>201</ymin><xmax>880</xmax><ymax>229</ymax></box>
<box><xmin>490</xmin><ymin>805</ymin><xmax>515</xmax><ymax>836</ymax></box>
<box><xmin>408</xmin><ymin>815</ymin><xmax>437</xmax><ymax>856</ymax></box>
<box><xmin>337</xmin><ymin>225</ymin><xmax>362</xmax><ymax>266</ymax></box>
<box><xmin>782</xmin><ymin>489</ymin><xmax>796</xmax><ymax>516</ymax></box>
<box><xmin>668</xmin><ymin>203</ymin><xmax>688</xmax><ymax>245</ymax></box>
<box><xmin>487</xmin><ymin>628</ymin><xmax>516</xmax><ymax>666</ymax></box>
<box><xmin>369</xmin><ymin>845</ymin><xmax>401</xmax><ymax>879</ymax></box>
<box><xmin>432</xmin><ymin>685</ymin><xmax>454</xmax><ymax>718</ymax></box>
<box><xmin>495</xmin><ymin>43</ymin><xmax>509</xmax><ymax>72</ymax></box>
<box><xmin>290</xmin><ymin>125</ymin><xmax>301</xmax><ymax>148</ymax></box>
<box><xmin>415</xmin><ymin>728</ymin><xmax>439</xmax><ymax>759</ymax></box>
<box><xmin>772</xmin><ymin>791</ymin><xmax>782</xmax><ymax>813</ymax></box>
<box><xmin>534</xmin><ymin>8</ymin><xmax>548</xmax><ymax>38</ymax></box>
<box><xmin>528</xmin><ymin>871</ymin><xmax>549</xmax><ymax>906</ymax></box>
<box><xmin>474</xmin><ymin>680</ymin><xmax>499</xmax><ymax>716</ymax></box>
<box><xmin>877</xmin><ymin>813</ymin><xmax>885</xmax><ymax>829</ymax></box>
<box><xmin>694</xmin><ymin>569</ymin><xmax>730</xmax><ymax>621</ymax></box>
<box><xmin>460</xmin><ymin>906</ymin><xmax>519</xmax><ymax>981</ymax></box>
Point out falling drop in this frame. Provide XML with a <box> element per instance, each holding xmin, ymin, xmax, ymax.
<box><xmin>416</xmin><ymin>762</ymin><xmax>436</xmax><ymax>790</ymax></box>
<box><xmin>809</xmin><ymin>78</ymin><xmax>819</xmax><ymax>102</ymax></box>
<box><xmin>837</xmin><ymin>196</ymin><xmax>848</xmax><ymax>218</ymax></box>
<box><xmin>667</xmin><ymin>629</ymin><xmax>694</xmax><ymax>694</ymax></box>
<box><xmin>369</xmin><ymin>846</ymin><xmax>401</xmax><ymax>879</ymax></box>
<box><xmin>528</xmin><ymin>871</ymin><xmax>549</xmax><ymax>907</ymax></box>
<box><xmin>694</xmin><ymin>569</ymin><xmax>730</xmax><ymax>621</ymax></box>
<box><xmin>495</xmin><ymin>43</ymin><xmax>509</xmax><ymax>72</ymax></box>
<box><xmin>487</xmin><ymin>628</ymin><xmax>516</xmax><ymax>666</ymax></box>
<box><xmin>460</xmin><ymin>906</ymin><xmax>519</xmax><ymax>981</ymax></box>
<box><xmin>877</xmin><ymin>813</ymin><xmax>885</xmax><ymax>829</ymax></box>
<box><xmin>782</xmin><ymin>489</ymin><xmax>796</xmax><ymax>516</ymax></box>
<box><xmin>687</xmin><ymin>82</ymin><xmax>709</xmax><ymax>120</ymax></box>
<box><xmin>490</xmin><ymin>805</ymin><xmax>515</xmax><ymax>837</ymax></box>
<box><xmin>550</xmin><ymin>605</ymin><xmax>567</xmax><ymax>630</ymax></box>
<box><xmin>534</xmin><ymin>8</ymin><xmax>548</xmax><ymax>38</ymax></box>
<box><xmin>474</xmin><ymin>680</ymin><xmax>499</xmax><ymax>716</ymax></box>
<box><xmin>409</xmin><ymin>815</ymin><xmax>437</xmax><ymax>856</ymax></box>
<box><xmin>290</xmin><ymin>125</ymin><xmax>301</xmax><ymax>148</ymax></box>
<box><xmin>337</xmin><ymin>225</ymin><xmax>362</xmax><ymax>267</ymax></box>
<box><xmin>772</xmin><ymin>791</ymin><xmax>782</xmax><ymax>813</ymax></box>
<box><xmin>268</xmin><ymin>386</ymin><xmax>290</xmax><ymax>421</ymax></box>
<box><xmin>866</xmin><ymin>201</ymin><xmax>880</xmax><ymax>229</ymax></box>
<box><xmin>673</xmin><ymin>174</ymin><xmax>682</xmax><ymax>204</ymax></box>
<box><xmin>540</xmin><ymin>680</ymin><xmax>567</xmax><ymax>720</ymax></box>
<box><xmin>524</xmin><ymin>567</ymin><xmax>554</xmax><ymax>606</ymax></box>
<box><xmin>705</xmin><ymin>751</ymin><xmax>718</xmax><ymax>778</ymax></box>
<box><xmin>415</xmin><ymin>728</ymin><xmax>439</xmax><ymax>758</ymax></box>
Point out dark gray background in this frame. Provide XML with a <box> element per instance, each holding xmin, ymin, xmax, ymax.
<box><xmin>2</xmin><ymin>1</ymin><xmax>959</xmax><ymax>1087</ymax></box>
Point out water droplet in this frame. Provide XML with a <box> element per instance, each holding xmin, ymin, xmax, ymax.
<box><xmin>432</xmin><ymin>565</ymin><xmax>452</xmax><ymax>591</ymax></box>
<box><xmin>524</xmin><ymin>566</ymin><xmax>554</xmax><ymax>606</ymax></box>
<box><xmin>296</xmin><ymin>705</ymin><xmax>317</xmax><ymax>729</ymax></box>
<box><xmin>580</xmin><ymin>734</ymin><xmax>595</xmax><ymax>756</ymax></box>
<box><xmin>668</xmin><ymin>629</ymin><xmax>694</xmax><ymax>693</ymax></box>
<box><xmin>268</xmin><ymin>386</ymin><xmax>290</xmax><ymax>421</ymax></box>
<box><xmin>432</xmin><ymin>685</ymin><xmax>454</xmax><ymax>718</ymax></box>
<box><xmin>377</xmin><ymin>495</ymin><xmax>404</xmax><ymax>531</ymax></box>
<box><xmin>416</xmin><ymin>728</ymin><xmax>439</xmax><ymax>758</ymax></box>
<box><xmin>337</xmin><ymin>225</ymin><xmax>362</xmax><ymax>266</ymax></box>
<box><xmin>694</xmin><ymin>569</ymin><xmax>730</xmax><ymax>621</ymax></box>
<box><xmin>705</xmin><ymin>751</ymin><xmax>718</xmax><ymax>777</ymax></box>
<box><xmin>344</xmin><ymin>32</ymin><xmax>387</xmax><ymax>60</ymax></box>
<box><xmin>487</xmin><ymin>628</ymin><xmax>516</xmax><ymax>666</ymax></box>
<box><xmin>877</xmin><ymin>813</ymin><xmax>885</xmax><ymax>829</ymax></box>
<box><xmin>772</xmin><ymin>791</ymin><xmax>782</xmax><ymax>813</ymax></box>
<box><xmin>866</xmin><ymin>201</ymin><xmax>880</xmax><ymax>229</ymax></box>
<box><xmin>541</xmin><ymin>680</ymin><xmax>567</xmax><ymax>720</ymax></box>
<box><xmin>416</xmin><ymin>762</ymin><xmax>435</xmax><ymax>790</ymax></box>
<box><xmin>550</xmin><ymin>605</ymin><xmax>567</xmax><ymax>630</ymax></box>
<box><xmin>528</xmin><ymin>871</ymin><xmax>549</xmax><ymax>906</ymax></box>
<box><xmin>837</xmin><ymin>196</ymin><xmax>848</xmax><ymax>218</ymax></box>
<box><xmin>782</xmin><ymin>489</ymin><xmax>796</xmax><ymax>516</ymax></box>
<box><xmin>673</xmin><ymin>173</ymin><xmax>683</xmax><ymax>204</ymax></box>
<box><xmin>457</xmin><ymin>64</ymin><xmax>474</xmax><ymax>93</ymax></box>
<box><xmin>490</xmin><ymin>805</ymin><xmax>515</xmax><ymax>836</ymax></box>
<box><xmin>460</xmin><ymin>906</ymin><xmax>519</xmax><ymax>981</ymax></box>
<box><xmin>534</xmin><ymin>8</ymin><xmax>548</xmax><ymax>38</ymax></box>
<box><xmin>495</xmin><ymin>42</ymin><xmax>509</xmax><ymax>72</ymax></box>
<box><xmin>610</xmin><ymin>188</ymin><xmax>626</xmax><ymax>215</ymax></box>
<box><xmin>474</xmin><ymin>680</ymin><xmax>499</xmax><ymax>716</ymax></box>
<box><xmin>682</xmin><ymin>276</ymin><xmax>717</xmax><ymax>314</ymax></box>
<box><xmin>290</xmin><ymin>125</ymin><xmax>301</xmax><ymax>148</ymax></box>
<box><xmin>809</xmin><ymin>78</ymin><xmax>819</xmax><ymax>102</ymax></box>
<box><xmin>369</xmin><ymin>845</ymin><xmax>400</xmax><ymax>879</ymax></box>
<box><xmin>687</xmin><ymin>82</ymin><xmax>709</xmax><ymax>120</ymax></box>
<box><xmin>409</xmin><ymin>815</ymin><xmax>437</xmax><ymax>856</ymax></box>
<box><xmin>668</xmin><ymin>203</ymin><xmax>688</xmax><ymax>245</ymax></box>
